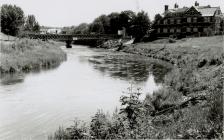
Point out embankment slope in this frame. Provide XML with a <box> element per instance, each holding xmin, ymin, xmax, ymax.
<box><xmin>0</xmin><ymin>33</ymin><xmax>66</xmax><ymax>73</ymax></box>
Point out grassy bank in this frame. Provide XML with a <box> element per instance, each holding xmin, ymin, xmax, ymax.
<box><xmin>0</xmin><ymin>33</ymin><xmax>66</xmax><ymax>73</ymax></box>
<box><xmin>51</xmin><ymin>36</ymin><xmax>223</xmax><ymax>139</ymax></box>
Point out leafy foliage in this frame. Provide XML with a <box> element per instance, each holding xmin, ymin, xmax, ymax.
<box><xmin>1</xmin><ymin>4</ymin><xmax>25</xmax><ymax>36</ymax></box>
<box><xmin>154</xmin><ymin>13</ymin><xmax>163</xmax><ymax>22</ymax></box>
<box><xmin>24</xmin><ymin>15</ymin><xmax>40</xmax><ymax>32</ymax></box>
<box><xmin>63</xmin><ymin>10</ymin><xmax>151</xmax><ymax>41</ymax></box>
<box><xmin>130</xmin><ymin>11</ymin><xmax>151</xmax><ymax>42</ymax></box>
<box><xmin>90</xmin><ymin>110</ymin><xmax>110</xmax><ymax>139</ymax></box>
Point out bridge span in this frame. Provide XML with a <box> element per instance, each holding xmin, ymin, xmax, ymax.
<box><xmin>21</xmin><ymin>33</ymin><xmax>121</xmax><ymax>48</ymax></box>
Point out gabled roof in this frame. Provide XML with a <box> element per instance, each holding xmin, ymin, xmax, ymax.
<box><xmin>196</xmin><ymin>6</ymin><xmax>219</xmax><ymax>16</ymax></box>
<box><xmin>168</xmin><ymin>7</ymin><xmax>188</xmax><ymax>14</ymax></box>
<box><xmin>164</xmin><ymin>5</ymin><xmax>220</xmax><ymax>17</ymax></box>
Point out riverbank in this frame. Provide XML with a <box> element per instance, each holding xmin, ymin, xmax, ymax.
<box><xmin>0</xmin><ymin>33</ymin><xmax>67</xmax><ymax>73</ymax></box>
<box><xmin>51</xmin><ymin>35</ymin><xmax>223</xmax><ymax>139</ymax></box>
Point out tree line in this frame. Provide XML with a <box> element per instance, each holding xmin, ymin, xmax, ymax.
<box><xmin>1</xmin><ymin>4</ymin><xmax>40</xmax><ymax>36</ymax></box>
<box><xmin>62</xmin><ymin>10</ymin><xmax>152</xmax><ymax>42</ymax></box>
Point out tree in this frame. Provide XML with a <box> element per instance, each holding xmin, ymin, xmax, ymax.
<box><xmin>89</xmin><ymin>22</ymin><xmax>105</xmax><ymax>34</ymax></box>
<box><xmin>72</xmin><ymin>23</ymin><xmax>89</xmax><ymax>34</ymax></box>
<box><xmin>154</xmin><ymin>13</ymin><xmax>163</xmax><ymax>22</ymax></box>
<box><xmin>1</xmin><ymin>4</ymin><xmax>25</xmax><ymax>36</ymax></box>
<box><xmin>119</xmin><ymin>10</ymin><xmax>136</xmax><ymax>35</ymax></box>
<box><xmin>108</xmin><ymin>12</ymin><xmax>120</xmax><ymax>34</ymax></box>
<box><xmin>130</xmin><ymin>11</ymin><xmax>151</xmax><ymax>42</ymax></box>
<box><xmin>89</xmin><ymin>14</ymin><xmax>110</xmax><ymax>34</ymax></box>
<box><xmin>119</xmin><ymin>10</ymin><xmax>136</xmax><ymax>28</ymax></box>
<box><xmin>24</xmin><ymin>15</ymin><xmax>40</xmax><ymax>32</ymax></box>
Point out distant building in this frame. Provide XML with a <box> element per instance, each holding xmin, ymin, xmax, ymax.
<box><xmin>40</xmin><ymin>27</ymin><xmax>62</xmax><ymax>34</ymax></box>
<box><xmin>153</xmin><ymin>1</ymin><xmax>224</xmax><ymax>37</ymax></box>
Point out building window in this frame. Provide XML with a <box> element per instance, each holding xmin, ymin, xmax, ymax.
<box><xmin>170</xmin><ymin>19</ymin><xmax>174</xmax><ymax>24</ymax></box>
<box><xmin>203</xmin><ymin>28</ymin><xmax>208</xmax><ymax>32</ymax></box>
<box><xmin>176</xmin><ymin>28</ymin><xmax>181</xmax><ymax>33</ymax></box>
<box><xmin>157</xmin><ymin>20</ymin><xmax>160</xmax><ymax>24</ymax></box>
<box><xmin>164</xmin><ymin>19</ymin><xmax>167</xmax><ymax>24</ymax></box>
<box><xmin>170</xmin><ymin>28</ymin><xmax>175</xmax><ymax>33</ymax></box>
<box><xmin>187</xmin><ymin>17</ymin><xmax>191</xmax><ymax>23</ymax></box>
<box><xmin>193</xmin><ymin>27</ymin><xmax>198</xmax><ymax>32</ymax></box>
<box><xmin>193</xmin><ymin>17</ymin><xmax>197</xmax><ymax>23</ymax></box>
<box><xmin>177</xmin><ymin>19</ymin><xmax>181</xmax><ymax>24</ymax></box>
<box><xmin>163</xmin><ymin>28</ymin><xmax>168</xmax><ymax>33</ymax></box>
<box><xmin>157</xmin><ymin>28</ymin><xmax>160</xmax><ymax>33</ymax></box>
<box><xmin>204</xmin><ymin>17</ymin><xmax>210</xmax><ymax>22</ymax></box>
<box><xmin>187</xmin><ymin>27</ymin><xmax>191</xmax><ymax>32</ymax></box>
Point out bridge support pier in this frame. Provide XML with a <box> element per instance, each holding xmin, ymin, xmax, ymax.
<box><xmin>66</xmin><ymin>40</ymin><xmax>72</xmax><ymax>48</ymax></box>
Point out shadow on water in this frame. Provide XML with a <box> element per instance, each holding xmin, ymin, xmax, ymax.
<box><xmin>0</xmin><ymin>73</ymin><xmax>25</xmax><ymax>85</ymax></box>
<box><xmin>0</xmin><ymin>63</ymin><xmax>63</xmax><ymax>86</ymax></box>
<box><xmin>87</xmin><ymin>54</ymin><xmax>172</xmax><ymax>84</ymax></box>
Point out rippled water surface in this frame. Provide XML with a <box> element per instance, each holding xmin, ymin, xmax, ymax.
<box><xmin>0</xmin><ymin>45</ymin><xmax>171</xmax><ymax>140</ymax></box>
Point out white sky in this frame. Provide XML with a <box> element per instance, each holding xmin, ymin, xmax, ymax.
<box><xmin>1</xmin><ymin>0</ymin><xmax>224</xmax><ymax>27</ymax></box>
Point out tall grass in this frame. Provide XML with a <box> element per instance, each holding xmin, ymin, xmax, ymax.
<box><xmin>0</xmin><ymin>38</ymin><xmax>66</xmax><ymax>73</ymax></box>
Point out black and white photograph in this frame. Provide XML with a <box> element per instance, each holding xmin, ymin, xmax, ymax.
<box><xmin>0</xmin><ymin>0</ymin><xmax>224</xmax><ymax>139</ymax></box>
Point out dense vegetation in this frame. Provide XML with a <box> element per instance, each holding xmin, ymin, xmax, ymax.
<box><xmin>23</xmin><ymin>15</ymin><xmax>40</xmax><ymax>33</ymax></box>
<box><xmin>62</xmin><ymin>10</ymin><xmax>151</xmax><ymax>42</ymax></box>
<box><xmin>0</xmin><ymin>33</ymin><xmax>66</xmax><ymax>73</ymax></box>
<box><xmin>1</xmin><ymin>4</ymin><xmax>25</xmax><ymax>36</ymax></box>
<box><xmin>50</xmin><ymin>36</ymin><xmax>223</xmax><ymax>139</ymax></box>
<box><xmin>1</xmin><ymin>4</ymin><xmax>40</xmax><ymax>36</ymax></box>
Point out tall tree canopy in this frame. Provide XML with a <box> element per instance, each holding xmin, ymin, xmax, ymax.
<box><xmin>89</xmin><ymin>14</ymin><xmax>110</xmax><ymax>34</ymax></box>
<box><xmin>65</xmin><ymin>10</ymin><xmax>151</xmax><ymax>42</ymax></box>
<box><xmin>1</xmin><ymin>4</ymin><xmax>25</xmax><ymax>36</ymax></box>
<box><xmin>108</xmin><ymin>12</ymin><xmax>120</xmax><ymax>34</ymax></box>
<box><xmin>72</xmin><ymin>23</ymin><xmax>89</xmax><ymax>34</ymax></box>
<box><xmin>130</xmin><ymin>11</ymin><xmax>151</xmax><ymax>42</ymax></box>
<box><xmin>24</xmin><ymin>15</ymin><xmax>40</xmax><ymax>32</ymax></box>
<box><xmin>154</xmin><ymin>13</ymin><xmax>163</xmax><ymax>22</ymax></box>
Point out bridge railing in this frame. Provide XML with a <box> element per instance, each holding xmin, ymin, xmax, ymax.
<box><xmin>19</xmin><ymin>33</ymin><xmax>121</xmax><ymax>40</ymax></box>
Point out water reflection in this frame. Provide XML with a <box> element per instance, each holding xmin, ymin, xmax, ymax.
<box><xmin>0</xmin><ymin>73</ymin><xmax>25</xmax><ymax>85</ymax></box>
<box><xmin>88</xmin><ymin>54</ymin><xmax>171</xmax><ymax>84</ymax></box>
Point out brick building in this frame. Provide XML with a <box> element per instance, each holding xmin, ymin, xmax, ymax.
<box><xmin>153</xmin><ymin>1</ymin><xmax>223</xmax><ymax>38</ymax></box>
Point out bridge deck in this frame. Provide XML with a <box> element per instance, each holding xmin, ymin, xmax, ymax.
<box><xmin>22</xmin><ymin>33</ymin><xmax>121</xmax><ymax>41</ymax></box>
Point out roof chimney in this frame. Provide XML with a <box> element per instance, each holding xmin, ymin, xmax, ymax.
<box><xmin>195</xmin><ymin>1</ymin><xmax>199</xmax><ymax>6</ymax></box>
<box><xmin>165</xmin><ymin>5</ymin><xmax>169</xmax><ymax>12</ymax></box>
<box><xmin>174</xmin><ymin>3</ymin><xmax>179</xmax><ymax>9</ymax></box>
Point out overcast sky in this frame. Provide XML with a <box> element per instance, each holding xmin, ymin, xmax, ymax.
<box><xmin>1</xmin><ymin>0</ymin><xmax>224</xmax><ymax>27</ymax></box>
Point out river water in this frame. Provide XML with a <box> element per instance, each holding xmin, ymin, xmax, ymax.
<box><xmin>0</xmin><ymin>45</ymin><xmax>171</xmax><ymax>140</ymax></box>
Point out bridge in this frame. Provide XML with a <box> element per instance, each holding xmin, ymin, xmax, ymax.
<box><xmin>21</xmin><ymin>33</ymin><xmax>121</xmax><ymax>48</ymax></box>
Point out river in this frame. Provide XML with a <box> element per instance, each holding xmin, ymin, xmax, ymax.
<box><xmin>0</xmin><ymin>45</ymin><xmax>171</xmax><ymax>140</ymax></box>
